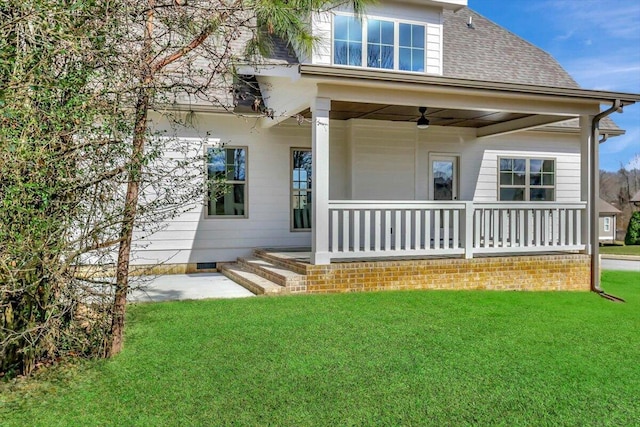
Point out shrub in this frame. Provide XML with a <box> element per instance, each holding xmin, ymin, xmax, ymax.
<box><xmin>625</xmin><ymin>211</ymin><xmax>640</xmax><ymax>245</ymax></box>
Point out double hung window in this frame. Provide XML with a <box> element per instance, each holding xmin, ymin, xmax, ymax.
<box><xmin>366</xmin><ymin>19</ymin><xmax>394</xmax><ymax>69</ymax></box>
<box><xmin>206</xmin><ymin>146</ymin><xmax>247</xmax><ymax>217</ymax></box>
<box><xmin>334</xmin><ymin>15</ymin><xmax>363</xmax><ymax>66</ymax></box>
<box><xmin>399</xmin><ymin>23</ymin><xmax>425</xmax><ymax>72</ymax></box>
<box><xmin>499</xmin><ymin>158</ymin><xmax>555</xmax><ymax>201</ymax></box>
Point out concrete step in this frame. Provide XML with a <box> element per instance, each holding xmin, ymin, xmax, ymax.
<box><xmin>238</xmin><ymin>257</ymin><xmax>307</xmax><ymax>293</ymax></box>
<box><xmin>253</xmin><ymin>249</ymin><xmax>308</xmax><ymax>275</ymax></box>
<box><xmin>218</xmin><ymin>263</ymin><xmax>284</xmax><ymax>295</ymax></box>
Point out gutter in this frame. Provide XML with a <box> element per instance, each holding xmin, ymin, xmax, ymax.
<box><xmin>590</xmin><ymin>100</ymin><xmax>625</xmax><ymax>302</ymax></box>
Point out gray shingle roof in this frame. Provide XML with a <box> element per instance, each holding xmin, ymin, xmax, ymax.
<box><xmin>443</xmin><ymin>8</ymin><xmax>580</xmax><ymax>88</ymax></box>
<box><xmin>265</xmin><ymin>7</ymin><xmax>599</xmax><ymax>89</ymax></box>
<box><xmin>265</xmin><ymin>36</ymin><xmax>299</xmax><ymax>64</ymax></box>
<box><xmin>599</xmin><ymin>198</ymin><xmax>622</xmax><ymax>214</ymax></box>
<box><xmin>547</xmin><ymin>117</ymin><xmax>620</xmax><ymax>132</ymax></box>
<box><xmin>263</xmin><ymin>7</ymin><xmax>621</xmax><ymax>131</ymax></box>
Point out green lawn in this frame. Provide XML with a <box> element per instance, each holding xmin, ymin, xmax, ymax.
<box><xmin>2</xmin><ymin>271</ymin><xmax>639</xmax><ymax>426</ymax></box>
<box><xmin>600</xmin><ymin>244</ymin><xmax>640</xmax><ymax>256</ymax></box>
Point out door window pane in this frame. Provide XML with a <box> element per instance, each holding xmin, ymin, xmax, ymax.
<box><xmin>433</xmin><ymin>160</ymin><xmax>454</xmax><ymax>200</ymax></box>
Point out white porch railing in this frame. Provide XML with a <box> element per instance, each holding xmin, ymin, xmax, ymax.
<box><xmin>327</xmin><ymin>200</ymin><xmax>586</xmax><ymax>259</ymax></box>
<box><xmin>472</xmin><ymin>202</ymin><xmax>585</xmax><ymax>253</ymax></box>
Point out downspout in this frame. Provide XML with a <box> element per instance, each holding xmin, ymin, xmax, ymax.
<box><xmin>590</xmin><ymin>99</ymin><xmax>622</xmax><ymax>297</ymax></box>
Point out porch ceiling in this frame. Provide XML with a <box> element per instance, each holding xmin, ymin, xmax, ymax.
<box><xmin>300</xmin><ymin>101</ymin><xmax>533</xmax><ymax>128</ymax></box>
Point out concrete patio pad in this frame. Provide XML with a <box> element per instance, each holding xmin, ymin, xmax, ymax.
<box><xmin>128</xmin><ymin>273</ymin><xmax>254</xmax><ymax>302</ymax></box>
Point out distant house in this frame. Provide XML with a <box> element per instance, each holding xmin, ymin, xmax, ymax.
<box><xmin>631</xmin><ymin>190</ymin><xmax>640</xmax><ymax>207</ymax></box>
<box><xmin>598</xmin><ymin>199</ymin><xmax>620</xmax><ymax>243</ymax></box>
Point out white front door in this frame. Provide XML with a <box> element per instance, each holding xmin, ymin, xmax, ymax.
<box><xmin>429</xmin><ymin>155</ymin><xmax>459</xmax><ymax>200</ymax></box>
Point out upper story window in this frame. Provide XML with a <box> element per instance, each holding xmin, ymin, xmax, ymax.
<box><xmin>334</xmin><ymin>15</ymin><xmax>362</xmax><ymax>66</ymax></box>
<box><xmin>367</xmin><ymin>19</ymin><xmax>394</xmax><ymax>69</ymax></box>
<box><xmin>399</xmin><ymin>23</ymin><xmax>425</xmax><ymax>72</ymax></box>
<box><xmin>333</xmin><ymin>14</ymin><xmax>426</xmax><ymax>72</ymax></box>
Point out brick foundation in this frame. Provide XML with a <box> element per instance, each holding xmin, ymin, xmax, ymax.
<box><xmin>75</xmin><ymin>262</ymin><xmax>217</xmax><ymax>278</ymax></box>
<box><xmin>303</xmin><ymin>254</ymin><xmax>591</xmax><ymax>293</ymax></box>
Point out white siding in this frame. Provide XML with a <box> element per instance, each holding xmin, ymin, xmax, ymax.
<box><xmin>310</xmin><ymin>1</ymin><xmax>443</xmax><ymax>75</ymax></box>
<box><xmin>135</xmin><ymin>113</ymin><xmax>311</xmax><ymax>264</ymax></box>
<box><xmin>470</xmin><ymin>133</ymin><xmax>581</xmax><ymax>202</ymax></box>
<box><xmin>310</xmin><ymin>12</ymin><xmax>332</xmax><ymax>65</ymax></box>
<box><xmin>349</xmin><ymin>121</ymin><xmax>417</xmax><ymax>199</ymax></box>
<box><xmin>138</xmin><ymin>116</ymin><xmax>584</xmax><ymax>266</ymax></box>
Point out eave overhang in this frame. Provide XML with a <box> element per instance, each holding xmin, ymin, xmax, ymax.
<box><xmin>300</xmin><ymin>65</ymin><xmax>640</xmax><ymax>107</ymax></box>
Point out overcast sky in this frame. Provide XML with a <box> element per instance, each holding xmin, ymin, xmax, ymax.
<box><xmin>470</xmin><ymin>0</ymin><xmax>640</xmax><ymax>171</ymax></box>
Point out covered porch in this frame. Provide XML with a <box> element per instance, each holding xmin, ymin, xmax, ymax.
<box><xmin>252</xmin><ymin>65</ymin><xmax>640</xmax><ymax>290</ymax></box>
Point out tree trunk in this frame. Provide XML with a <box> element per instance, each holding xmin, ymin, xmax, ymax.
<box><xmin>108</xmin><ymin>86</ymin><xmax>150</xmax><ymax>357</ymax></box>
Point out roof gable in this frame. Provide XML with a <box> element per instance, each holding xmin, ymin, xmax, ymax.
<box><xmin>598</xmin><ymin>198</ymin><xmax>622</xmax><ymax>214</ymax></box>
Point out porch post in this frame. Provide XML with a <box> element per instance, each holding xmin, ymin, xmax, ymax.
<box><xmin>463</xmin><ymin>201</ymin><xmax>474</xmax><ymax>259</ymax></box>
<box><xmin>311</xmin><ymin>97</ymin><xmax>331</xmax><ymax>265</ymax></box>
<box><xmin>579</xmin><ymin>115</ymin><xmax>592</xmax><ymax>255</ymax></box>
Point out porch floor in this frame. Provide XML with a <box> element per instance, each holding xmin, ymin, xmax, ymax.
<box><xmin>260</xmin><ymin>247</ymin><xmax>582</xmax><ymax>265</ymax></box>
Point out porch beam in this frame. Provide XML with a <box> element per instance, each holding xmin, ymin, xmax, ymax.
<box><xmin>311</xmin><ymin>97</ymin><xmax>331</xmax><ymax>265</ymax></box>
<box><xmin>476</xmin><ymin>114</ymin><xmax>572</xmax><ymax>139</ymax></box>
<box><xmin>316</xmin><ymin>84</ymin><xmax>601</xmax><ymax>117</ymax></box>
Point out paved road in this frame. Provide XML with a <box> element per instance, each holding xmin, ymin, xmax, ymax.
<box><xmin>601</xmin><ymin>258</ymin><xmax>640</xmax><ymax>272</ymax></box>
